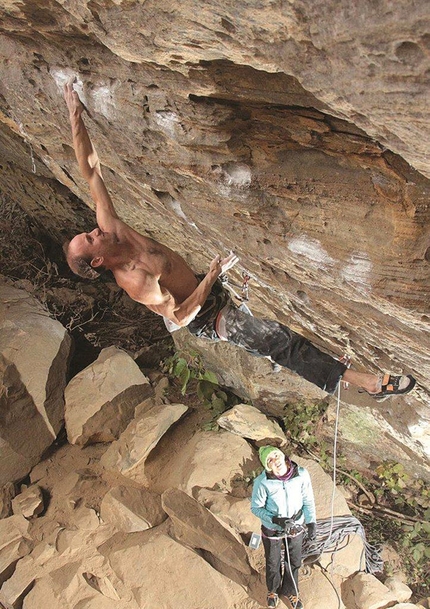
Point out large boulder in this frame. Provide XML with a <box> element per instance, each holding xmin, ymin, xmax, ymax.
<box><xmin>162</xmin><ymin>487</ymin><xmax>252</xmax><ymax>575</ymax></box>
<box><xmin>0</xmin><ymin>280</ymin><xmax>71</xmax><ymax>484</ymax></box>
<box><xmin>99</xmin><ymin>528</ymin><xmax>261</xmax><ymax>609</ymax></box>
<box><xmin>100</xmin><ymin>402</ymin><xmax>188</xmax><ymax>483</ymax></box>
<box><xmin>64</xmin><ymin>346</ymin><xmax>153</xmax><ymax>446</ymax></box>
<box><xmin>217</xmin><ymin>403</ymin><xmax>287</xmax><ymax>445</ymax></box>
<box><xmin>148</xmin><ymin>429</ymin><xmax>258</xmax><ymax>494</ymax></box>
<box><xmin>342</xmin><ymin>572</ymin><xmax>398</xmax><ymax>609</ymax></box>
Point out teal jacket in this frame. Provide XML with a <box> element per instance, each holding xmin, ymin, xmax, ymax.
<box><xmin>251</xmin><ymin>462</ymin><xmax>316</xmax><ymax>531</ymax></box>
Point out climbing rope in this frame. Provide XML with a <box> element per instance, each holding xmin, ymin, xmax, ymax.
<box><xmin>302</xmin><ymin>514</ymin><xmax>383</xmax><ymax>574</ymax></box>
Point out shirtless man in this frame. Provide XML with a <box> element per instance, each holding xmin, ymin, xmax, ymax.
<box><xmin>63</xmin><ymin>80</ymin><xmax>416</xmax><ymax>400</ymax></box>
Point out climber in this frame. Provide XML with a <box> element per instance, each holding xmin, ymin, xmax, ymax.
<box><xmin>251</xmin><ymin>446</ymin><xmax>316</xmax><ymax>609</ymax></box>
<box><xmin>62</xmin><ymin>79</ymin><xmax>416</xmax><ymax>400</ymax></box>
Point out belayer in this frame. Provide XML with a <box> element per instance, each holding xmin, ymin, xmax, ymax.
<box><xmin>62</xmin><ymin>80</ymin><xmax>416</xmax><ymax>400</ymax></box>
<box><xmin>251</xmin><ymin>446</ymin><xmax>316</xmax><ymax>609</ymax></box>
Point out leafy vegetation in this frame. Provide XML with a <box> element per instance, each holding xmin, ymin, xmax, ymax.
<box><xmin>163</xmin><ymin>349</ymin><xmax>241</xmax><ymax>430</ymax></box>
<box><xmin>282</xmin><ymin>398</ymin><xmax>328</xmax><ymax>449</ymax></box>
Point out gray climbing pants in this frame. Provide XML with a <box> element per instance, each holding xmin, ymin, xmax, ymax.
<box><xmin>220</xmin><ymin>303</ymin><xmax>346</xmax><ymax>394</ymax></box>
<box><xmin>182</xmin><ymin>280</ymin><xmax>346</xmax><ymax>394</ymax></box>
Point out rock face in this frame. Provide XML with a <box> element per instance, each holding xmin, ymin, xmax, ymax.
<box><xmin>0</xmin><ymin>280</ymin><xmax>71</xmax><ymax>485</ymax></box>
<box><xmin>0</xmin><ymin>8</ymin><xmax>429</xmax><ymax>606</ymax></box>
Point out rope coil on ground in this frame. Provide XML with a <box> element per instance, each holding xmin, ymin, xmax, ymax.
<box><xmin>302</xmin><ymin>515</ymin><xmax>383</xmax><ymax>574</ymax></box>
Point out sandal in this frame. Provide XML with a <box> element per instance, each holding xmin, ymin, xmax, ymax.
<box><xmin>370</xmin><ymin>374</ymin><xmax>416</xmax><ymax>401</ymax></box>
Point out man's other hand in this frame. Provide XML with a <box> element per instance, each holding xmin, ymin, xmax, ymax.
<box><xmin>209</xmin><ymin>251</ymin><xmax>239</xmax><ymax>276</ymax></box>
<box><xmin>221</xmin><ymin>251</ymin><xmax>239</xmax><ymax>273</ymax></box>
<box><xmin>64</xmin><ymin>78</ymin><xmax>85</xmax><ymax>117</ymax></box>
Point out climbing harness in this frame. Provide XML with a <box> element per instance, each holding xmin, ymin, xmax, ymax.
<box><xmin>263</xmin><ymin>522</ymin><xmax>306</xmax><ymax>540</ymax></box>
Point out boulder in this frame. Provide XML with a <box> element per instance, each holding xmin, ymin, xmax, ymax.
<box><xmin>217</xmin><ymin>403</ymin><xmax>287</xmax><ymax>445</ymax></box>
<box><xmin>64</xmin><ymin>346</ymin><xmax>153</xmax><ymax>446</ymax></box>
<box><xmin>99</xmin><ymin>528</ymin><xmax>261</xmax><ymax>608</ymax></box>
<box><xmin>151</xmin><ymin>429</ymin><xmax>258</xmax><ymax>494</ymax></box>
<box><xmin>11</xmin><ymin>485</ymin><xmax>44</xmax><ymax>518</ymax></box>
<box><xmin>100</xmin><ymin>485</ymin><xmax>166</xmax><ymax>532</ymax></box>
<box><xmin>342</xmin><ymin>572</ymin><xmax>398</xmax><ymax>609</ymax></box>
<box><xmin>162</xmin><ymin>487</ymin><xmax>252</xmax><ymax>574</ymax></box>
<box><xmin>384</xmin><ymin>576</ymin><xmax>413</xmax><ymax>603</ymax></box>
<box><xmin>100</xmin><ymin>402</ymin><xmax>188</xmax><ymax>482</ymax></box>
<box><xmin>0</xmin><ymin>515</ymin><xmax>33</xmax><ymax>585</ymax></box>
<box><xmin>0</xmin><ymin>281</ymin><xmax>71</xmax><ymax>484</ymax></box>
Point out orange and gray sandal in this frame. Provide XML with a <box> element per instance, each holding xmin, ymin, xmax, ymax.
<box><xmin>370</xmin><ymin>374</ymin><xmax>416</xmax><ymax>400</ymax></box>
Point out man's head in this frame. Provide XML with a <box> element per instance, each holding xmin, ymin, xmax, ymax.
<box><xmin>63</xmin><ymin>228</ymin><xmax>111</xmax><ymax>279</ymax></box>
<box><xmin>259</xmin><ymin>446</ymin><xmax>288</xmax><ymax>476</ymax></box>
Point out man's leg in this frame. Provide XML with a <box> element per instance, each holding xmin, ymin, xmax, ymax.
<box><xmin>222</xmin><ymin>305</ymin><xmax>346</xmax><ymax>393</ymax></box>
<box><xmin>220</xmin><ymin>305</ymin><xmax>416</xmax><ymax>396</ymax></box>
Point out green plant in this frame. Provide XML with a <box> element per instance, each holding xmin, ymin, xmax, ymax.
<box><xmin>375</xmin><ymin>461</ymin><xmax>430</xmax><ymax>512</ymax></box>
<box><xmin>282</xmin><ymin>399</ymin><xmax>327</xmax><ymax>449</ymax></box>
<box><xmin>163</xmin><ymin>350</ymin><xmax>241</xmax><ymax>429</ymax></box>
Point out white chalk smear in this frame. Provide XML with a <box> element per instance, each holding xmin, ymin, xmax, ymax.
<box><xmin>167</xmin><ymin>198</ymin><xmax>201</xmax><ymax>233</ymax></box>
<box><xmin>288</xmin><ymin>236</ymin><xmax>335</xmax><ymax>268</ymax></box>
<box><xmin>341</xmin><ymin>252</ymin><xmax>372</xmax><ymax>290</ymax></box>
<box><xmin>92</xmin><ymin>84</ymin><xmax>116</xmax><ymax>120</ymax></box>
<box><xmin>154</xmin><ymin>111</ymin><xmax>179</xmax><ymax>138</ymax></box>
<box><xmin>222</xmin><ymin>162</ymin><xmax>252</xmax><ymax>188</ymax></box>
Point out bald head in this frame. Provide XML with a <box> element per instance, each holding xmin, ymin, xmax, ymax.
<box><xmin>63</xmin><ymin>235</ymin><xmax>101</xmax><ymax>279</ymax></box>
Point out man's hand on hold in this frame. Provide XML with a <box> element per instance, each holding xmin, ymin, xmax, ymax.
<box><xmin>220</xmin><ymin>251</ymin><xmax>239</xmax><ymax>273</ymax></box>
<box><xmin>64</xmin><ymin>78</ymin><xmax>85</xmax><ymax>118</ymax></box>
<box><xmin>209</xmin><ymin>251</ymin><xmax>239</xmax><ymax>277</ymax></box>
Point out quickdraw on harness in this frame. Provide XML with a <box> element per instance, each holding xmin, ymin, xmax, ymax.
<box><xmin>220</xmin><ymin>271</ymin><xmax>250</xmax><ymax>302</ymax></box>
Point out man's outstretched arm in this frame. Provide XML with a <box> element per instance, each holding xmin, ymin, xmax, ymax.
<box><xmin>64</xmin><ymin>80</ymin><xmax>119</xmax><ymax>231</ymax></box>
